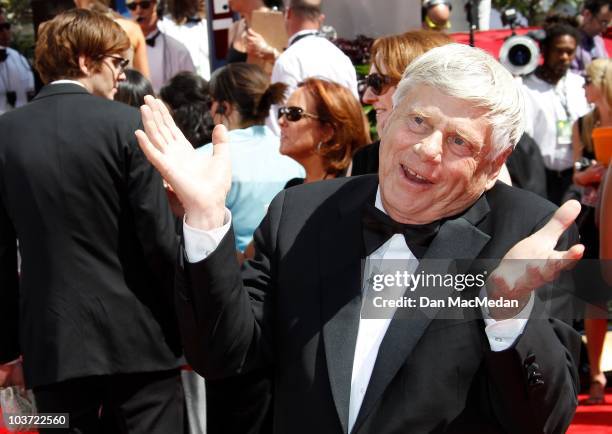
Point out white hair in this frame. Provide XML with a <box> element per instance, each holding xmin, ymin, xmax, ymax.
<box><xmin>392</xmin><ymin>43</ymin><xmax>525</xmax><ymax>159</ymax></box>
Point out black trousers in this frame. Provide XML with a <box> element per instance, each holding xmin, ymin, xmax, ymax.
<box><xmin>33</xmin><ymin>369</ymin><xmax>184</xmax><ymax>434</ymax></box>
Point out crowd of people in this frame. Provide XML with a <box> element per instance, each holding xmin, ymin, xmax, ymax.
<box><xmin>0</xmin><ymin>0</ymin><xmax>611</xmax><ymax>433</ymax></box>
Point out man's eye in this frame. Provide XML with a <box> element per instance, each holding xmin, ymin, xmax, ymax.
<box><xmin>448</xmin><ymin>135</ymin><xmax>466</xmax><ymax>146</ymax></box>
<box><xmin>414</xmin><ymin>116</ymin><xmax>424</xmax><ymax>125</ymax></box>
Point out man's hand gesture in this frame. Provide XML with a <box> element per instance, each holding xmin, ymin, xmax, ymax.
<box><xmin>487</xmin><ymin>200</ymin><xmax>585</xmax><ymax>319</ymax></box>
<box><xmin>135</xmin><ymin>96</ymin><xmax>231</xmax><ymax>230</ymax></box>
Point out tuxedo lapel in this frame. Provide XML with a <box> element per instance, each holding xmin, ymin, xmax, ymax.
<box><xmin>351</xmin><ymin>194</ymin><xmax>492</xmax><ymax>433</ymax></box>
<box><xmin>320</xmin><ymin>176</ymin><xmax>378</xmax><ymax>434</ymax></box>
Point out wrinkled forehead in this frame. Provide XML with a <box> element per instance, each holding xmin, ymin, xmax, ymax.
<box><xmin>392</xmin><ymin>84</ymin><xmax>493</xmax><ymax>148</ymax></box>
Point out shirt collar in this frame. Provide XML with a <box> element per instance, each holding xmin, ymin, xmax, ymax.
<box><xmin>287</xmin><ymin>29</ymin><xmax>319</xmax><ymax>46</ymax></box>
<box><xmin>375</xmin><ymin>186</ymin><xmax>386</xmax><ymax>214</ymax></box>
<box><xmin>50</xmin><ymin>80</ymin><xmax>87</xmax><ymax>88</ymax></box>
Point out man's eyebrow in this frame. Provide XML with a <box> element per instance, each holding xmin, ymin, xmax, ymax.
<box><xmin>452</xmin><ymin>125</ymin><xmax>484</xmax><ymax>148</ymax></box>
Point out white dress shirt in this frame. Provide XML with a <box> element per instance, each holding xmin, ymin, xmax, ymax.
<box><xmin>157</xmin><ymin>16</ymin><xmax>210</xmax><ymax>80</ymax></box>
<box><xmin>522</xmin><ymin>71</ymin><xmax>590</xmax><ymax>171</ymax></box>
<box><xmin>0</xmin><ymin>47</ymin><xmax>34</xmax><ymax>115</ymax></box>
<box><xmin>266</xmin><ymin>30</ymin><xmax>358</xmax><ymax>136</ymax></box>
<box><xmin>182</xmin><ymin>187</ymin><xmax>533</xmax><ymax>432</ymax></box>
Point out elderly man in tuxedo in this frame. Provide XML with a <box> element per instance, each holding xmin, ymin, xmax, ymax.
<box><xmin>136</xmin><ymin>44</ymin><xmax>584</xmax><ymax>433</ymax></box>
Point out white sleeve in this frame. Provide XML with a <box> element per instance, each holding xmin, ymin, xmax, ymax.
<box><xmin>183</xmin><ymin>209</ymin><xmax>232</xmax><ymax>263</ymax></box>
<box><xmin>479</xmin><ymin>288</ymin><xmax>535</xmax><ymax>352</ymax></box>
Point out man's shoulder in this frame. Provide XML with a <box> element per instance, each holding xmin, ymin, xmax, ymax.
<box><xmin>281</xmin><ymin>35</ymin><xmax>349</xmax><ymax>62</ymax></box>
<box><xmin>19</xmin><ymin>89</ymin><xmax>140</xmax><ymax>127</ymax></box>
<box><xmin>485</xmin><ymin>181</ymin><xmax>557</xmax><ymax>220</ymax></box>
<box><xmin>281</xmin><ymin>175</ymin><xmax>376</xmax><ymax>212</ymax></box>
<box><xmin>566</xmin><ymin>70</ymin><xmax>586</xmax><ymax>86</ymax></box>
<box><xmin>521</xmin><ymin>73</ymin><xmax>548</xmax><ymax>91</ymax></box>
<box><xmin>162</xmin><ymin>32</ymin><xmax>190</xmax><ymax>53</ymax></box>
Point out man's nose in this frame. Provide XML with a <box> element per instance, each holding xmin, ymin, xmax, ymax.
<box><xmin>413</xmin><ymin>131</ymin><xmax>443</xmax><ymax>163</ymax></box>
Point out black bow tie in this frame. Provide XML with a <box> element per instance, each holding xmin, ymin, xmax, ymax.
<box><xmin>185</xmin><ymin>16</ymin><xmax>202</xmax><ymax>24</ymax></box>
<box><xmin>146</xmin><ymin>32</ymin><xmax>160</xmax><ymax>47</ymax></box>
<box><xmin>362</xmin><ymin>203</ymin><xmax>440</xmax><ymax>258</ymax></box>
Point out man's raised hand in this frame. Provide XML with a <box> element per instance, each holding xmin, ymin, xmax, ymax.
<box><xmin>135</xmin><ymin>95</ymin><xmax>231</xmax><ymax>230</ymax></box>
<box><xmin>487</xmin><ymin>200</ymin><xmax>585</xmax><ymax>318</ymax></box>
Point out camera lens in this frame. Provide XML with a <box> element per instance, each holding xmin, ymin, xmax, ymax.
<box><xmin>508</xmin><ymin>45</ymin><xmax>531</xmax><ymax>66</ymax></box>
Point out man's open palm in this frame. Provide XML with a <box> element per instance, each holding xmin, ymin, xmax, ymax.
<box><xmin>488</xmin><ymin>200</ymin><xmax>585</xmax><ymax>304</ymax></box>
<box><xmin>135</xmin><ymin>96</ymin><xmax>231</xmax><ymax>229</ymax></box>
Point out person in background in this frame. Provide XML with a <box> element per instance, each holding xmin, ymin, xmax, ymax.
<box><xmin>523</xmin><ymin>19</ymin><xmax>590</xmax><ymax>205</ymax></box>
<box><xmin>0</xmin><ymin>10</ymin><xmax>182</xmax><ymax>433</ymax></box>
<box><xmin>572</xmin><ymin>0</ymin><xmax>611</xmax><ymax>74</ymax></box>
<box><xmin>0</xmin><ymin>8</ymin><xmax>34</xmax><ymax>114</ymax></box>
<box><xmin>571</xmin><ymin>57</ymin><xmax>611</xmax><ymax>404</ymax></box>
<box><xmin>115</xmin><ymin>68</ymin><xmax>154</xmax><ymax>107</ymax></box>
<box><xmin>351</xmin><ymin>30</ymin><xmax>452</xmax><ymax>176</ymax></box>
<box><xmin>281</xmin><ymin>78</ymin><xmax>370</xmax><ymax>187</ymax></box>
<box><xmin>127</xmin><ymin>0</ymin><xmax>195</xmax><ymax>93</ymax></box>
<box><xmin>75</xmin><ymin>0</ymin><xmax>151</xmax><ymax>79</ymax></box>
<box><xmin>226</xmin><ymin>0</ymin><xmax>271</xmax><ymax>63</ymax></box>
<box><xmin>160</xmin><ymin>71</ymin><xmax>215</xmax><ymax>148</ymax></box>
<box><xmin>198</xmin><ymin>63</ymin><xmax>304</xmax><ymax>252</ymax></box>
<box><xmin>265</xmin><ymin>0</ymin><xmax>358</xmax><ymax>136</ymax></box>
<box><xmin>422</xmin><ymin>0</ymin><xmax>452</xmax><ymax>31</ymax></box>
<box><xmin>600</xmin><ymin>164</ymin><xmax>612</xmax><ymax>285</ymax></box>
<box><xmin>158</xmin><ymin>0</ymin><xmax>210</xmax><ymax>80</ymax></box>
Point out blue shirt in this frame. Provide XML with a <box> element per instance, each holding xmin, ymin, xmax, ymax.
<box><xmin>198</xmin><ymin>125</ymin><xmax>304</xmax><ymax>251</ymax></box>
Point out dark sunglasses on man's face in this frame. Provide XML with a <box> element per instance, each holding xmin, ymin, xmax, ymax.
<box><xmin>126</xmin><ymin>1</ymin><xmax>152</xmax><ymax>11</ymax></box>
<box><xmin>0</xmin><ymin>23</ymin><xmax>11</xmax><ymax>31</ymax></box>
<box><xmin>277</xmin><ymin>106</ymin><xmax>319</xmax><ymax>122</ymax></box>
<box><xmin>363</xmin><ymin>72</ymin><xmax>395</xmax><ymax>96</ymax></box>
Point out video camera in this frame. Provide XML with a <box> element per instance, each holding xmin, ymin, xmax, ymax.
<box><xmin>498</xmin><ymin>8</ymin><xmax>543</xmax><ymax>76</ymax></box>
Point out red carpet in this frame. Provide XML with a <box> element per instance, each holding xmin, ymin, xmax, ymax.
<box><xmin>2</xmin><ymin>392</ymin><xmax>610</xmax><ymax>433</ymax></box>
<box><xmin>568</xmin><ymin>391</ymin><xmax>612</xmax><ymax>434</ymax></box>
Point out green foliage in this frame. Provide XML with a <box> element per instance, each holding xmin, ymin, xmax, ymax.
<box><xmin>0</xmin><ymin>0</ymin><xmax>34</xmax><ymax>60</ymax></box>
<box><xmin>1</xmin><ymin>0</ymin><xmax>32</xmax><ymax>24</ymax></box>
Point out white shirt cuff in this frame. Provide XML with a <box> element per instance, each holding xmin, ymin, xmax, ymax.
<box><xmin>183</xmin><ymin>209</ymin><xmax>232</xmax><ymax>263</ymax></box>
<box><xmin>479</xmin><ymin>288</ymin><xmax>535</xmax><ymax>352</ymax></box>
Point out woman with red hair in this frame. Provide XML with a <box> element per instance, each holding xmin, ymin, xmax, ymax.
<box><xmin>279</xmin><ymin>78</ymin><xmax>370</xmax><ymax>187</ymax></box>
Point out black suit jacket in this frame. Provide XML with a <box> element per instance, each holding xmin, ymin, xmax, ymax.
<box><xmin>177</xmin><ymin>175</ymin><xmax>581</xmax><ymax>434</ymax></box>
<box><xmin>0</xmin><ymin>84</ymin><xmax>182</xmax><ymax>388</ymax></box>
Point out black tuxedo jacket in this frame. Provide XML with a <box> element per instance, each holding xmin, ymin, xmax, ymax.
<box><xmin>177</xmin><ymin>175</ymin><xmax>581</xmax><ymax>434</ymax></box>
<box><xmin>0</xmin><ymin>84</ymin><xmax>182</xmax><ymax>388</ymax></box>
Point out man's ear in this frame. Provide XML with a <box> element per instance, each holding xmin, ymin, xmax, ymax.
<box><xmin>485</xmin><ymin>147</ymin><xmax>513</xmax><ymax>190</ymax></box>
<box><xmin>78</xmin><ymin>55</ymin><xmax>92</xmax><ymax>76</ymax></box>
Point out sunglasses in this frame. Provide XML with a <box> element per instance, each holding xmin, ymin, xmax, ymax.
<box><xmin>126</xmin><ymin>1</ymin><xmax>152</xmax><ymax>11</ymax></box>
<box><xmin>362</xmin><ymin>73</ymin><xmax>396</xmax><ymax>96</ymax></box>
<box><xmin>0</xmin><ymin>23</ymin><xmax>11</xmax><ymax>31</ymax></box>
<box><xmin>277</xmin><ymin>106</ymin><xmax>319</xmax><ymax>122</ymax></box>
<box><xmin>102</xmin><ymin>54</ymin><xmax>130</xmax><ymax>71</ymax></box>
